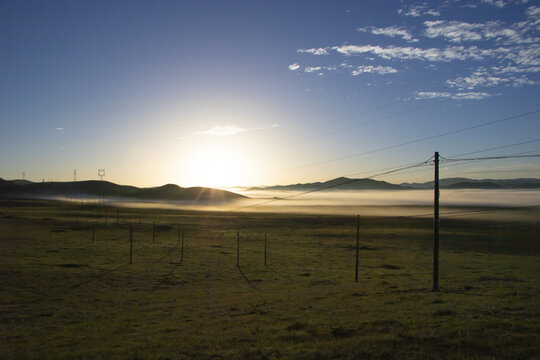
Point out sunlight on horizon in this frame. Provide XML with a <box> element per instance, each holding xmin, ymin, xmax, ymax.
<box><xmin>176</xmin><ymin>140</ymin><xmax>256</xmax><ymax>188</ymax></box>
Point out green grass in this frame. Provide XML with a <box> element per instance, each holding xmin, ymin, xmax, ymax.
<box><xmin>0</xmin><ymin>199</ymin><xmax>539</xmax><ymax>359</ymax></box>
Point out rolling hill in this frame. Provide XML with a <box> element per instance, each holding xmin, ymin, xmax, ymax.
<box><xmin>401</xmin><ymin>178</ymin><xmax>540</xmax><ymax>189</ymax></box>
<box><xmin>249</xmin><ymin>177</ymin><xmax>407</xmax><ymax>191</ymax></box>
<box><xmin>0</xmin><ymin>179</ymin><xmax>246</xmax><ymax>201</ymax></box>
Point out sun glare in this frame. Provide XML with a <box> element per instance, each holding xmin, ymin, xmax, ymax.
<box><xmin>181</xmin><ymin>141</ymin><xmax>251</xmax><ymax>188</ymax></box>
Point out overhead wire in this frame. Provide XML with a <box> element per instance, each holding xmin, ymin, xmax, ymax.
<box><xmin>272</xmin><ymin>109</ymin><xmax>540</xmax><ymax>175</ymax></box>
<box><xmin>230</xmin><ymin>158</ymin><xmax>433</xmax><ymax>212</ymax></box>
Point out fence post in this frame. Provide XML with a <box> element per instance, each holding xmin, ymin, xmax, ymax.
<box><xmin>181</xmin><ymin>229</ymin><xmax>184</xmax><ymax>264</ymax></box>
<box><xmin>129</xmin><ymin>223</ymin><xmax>133</xmax><ymax>264</ymax></box>
<box><xmin>355</xmin><ymin>214</ymin><xmax>359</xmax><ymax>283</ymax></box>
<box><xmin>264</xmin><ymin>233</ymin><xmax>267</xmax><ymax>266</ymax></box>
<box><xmin>237</xmin><ymin>230</ymin><xmax>240</xmax><ymax>267</ymax></box>
<box><xmin>433</xmin><ymin>151</ymin><xmax>440</xmax><ymax>292</ymax></box>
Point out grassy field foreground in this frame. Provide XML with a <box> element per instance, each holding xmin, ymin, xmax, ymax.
<box><xmin>1</xmin><ymin>200</ymin><xmax>539</xmax><ymax>359</ymax></box>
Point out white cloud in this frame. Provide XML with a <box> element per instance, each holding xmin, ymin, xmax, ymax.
<box><xmin>56</xmin><ymin>127</ymin><xmax>64</xmax><ymax>131</ymax></box>
<box><xmin>397</xmin><ymin>4</ymin><xmax>440</xmax><ymax>17</ymax></box>
<box><xmin>331</xmin><ymin>44</ymin><xmax>499</xmax><ymax>62</ymax></box>
<box><xmin>197</xmin><ymin>124</ymin><xmax>248</xmax><ymax>136</ymax></box>
<box><xmin>197</xmin><ymin>123</ymin><xmax>281</xmax><ymax>136</ymax></box>
<box><xmin>424</xmin><ymin>20</ymin><xmax>485</xmax><ymax>42</ymax></box>
<box><xmin>297</xmin><ymin>48</ymin><xmax>329</xmax><ymax>55</ymax></box>
<box><xmin>526</xmin><ymin>5</ymin><xmax>540</xmax><ymax>17</ymax></box>
<box><xmin>288</xmin><ymin>63</ymin><xmax>300</xmax><ymax>71</ymax></box>
<box><xmin>414</xmin><ymin>91</ymin><xmax>492</xmax><ymax>100</ymax></box>
<box><xmin>424</xmin><ymin>19</ymin><xmax>539</xmax><ymax>44</ymax></box>
<box><xmin>305</xmin><ymin>66</ymin><xmax>322</xmax><ymax>73</ymax></box>
<box><xmin>414</xmin><ymin>91</ymin><xmax>451</xmax><ymax>99</ymax></box>
<box><xmin>452</xmin><ymin>91</ymin><xmax>493</xmax><ymax>100</ymax></box>
<box><xmin>358</xmin><ymin>26</ymin><xmax>418</xmax><ymax>42</ymax></box>
<box><xmin>447</xmin><ymin>66</ymin><xmax>537</xmax><ymax>89</ymax></box>
<box><xmin>481</xmin><ymin>0</ymin><xmax>507</xmax><ymax>8</ymax></box>
<box><xmin>351</xmin><ymin>65</ymin><xmax>398</xmax><ymax>75</ymax></box>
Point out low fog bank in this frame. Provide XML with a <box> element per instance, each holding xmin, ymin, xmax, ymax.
<box><xmin>238</xmin><ymin>189</ymin><xmax>540</xmax><ymax>207</ymax></box>
<box><xmin>48</xmin><ymin>189</ymin><xmax>540</xmax><ymax>221</ymax></box>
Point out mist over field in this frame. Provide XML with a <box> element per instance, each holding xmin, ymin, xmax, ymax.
<box><xmin>81</xmin><ymin>188</ymin><xmax>539</xmax><ymax>220</ymax></box>
<box><xmin>238</xmin><ymin>189</ymin><xmax>540</xmax><ymax>207</ymax></box>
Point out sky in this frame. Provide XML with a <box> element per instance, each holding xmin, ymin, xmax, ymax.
<box><xmin>1</xmin><ymin>0</ymin><xmax>539</xmax><ymax>188</ymax></box>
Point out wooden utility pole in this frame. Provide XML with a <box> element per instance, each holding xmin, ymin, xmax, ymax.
<box><xmin>152</xmin><ymin>222</ymin><xmax>155</xmax><ymax>243</ymax></box>
<box><xmin>237</xmin><ymin>230</ymin><xmax>240</xmax><ymax>267</ymax></box>
<box><xmin>433</xmin><ymin>152</ymin><xmax>440</xmax><ymax>292</ymax></box>
<box><xmin>355</xmin><ymin>215</ymin><xmax>360</xmax><ymax>283</ymax></box>
<box><xmin>264</xmin><ymin>233</ymin><xmax>267</xmax><ymax>266</ymax></box>
<box><xmin>129</xmin><ymin>223</ymin><xmax>133</xmax><ymax>264</ymax></box>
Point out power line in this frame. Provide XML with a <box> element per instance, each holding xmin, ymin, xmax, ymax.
<box><xmin>230</xmin><ymin>159</ymin><xmax>431</xmax><ymax>212</ymax></box>
<box><xmin>273</xmin><ymin>109</ymin><xmax>540</xmax><ymax>175</ymax></box>
<box><xmin>446</xmin><ymin>139</ymin><xmax>540</xmax><ymax>159</ymax></box>
<box><xmin>344</xmin><ymin>140</ymin><xmax>540</xmax><ymax>180</ymax></box>
<box><xmin>441</xmin><ymin>154</ymin><xmax>540</xmax><ymax>162</ymax></box>
<box><xmin>282</xmin><ymin>99</ymin><xmax>450</xmax><ymax>149</ymax></box>
<box><xmin>277</xmin><ymin>98</ymin><xmax>404</xmax><ymax>143</ymax></box>
<box><xmin>402</xmin><ymin>205</ymin><xmax>540</xmax><ymax>219</ymax></box>
<box><xmin>379</xmin><ymin>148</ymin><xmax>540</xmax><ymax>180</ymax></box>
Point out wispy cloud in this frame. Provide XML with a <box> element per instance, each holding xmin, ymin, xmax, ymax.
<box><xmin>481</xmin><ymin>0</ymin><xmax>507</xmax><ymax>8</ymax></box>
<box><xmin>424</xmin><ymin>19</ymin><xmax>538</xmax><ymax>44</ymax></box>
<box><xmin>288</xmin><ymin>63</ymin><xmax>300</xmax><ymax>71</ymax></box>
<box><xmin>297</xmin><ymin>48</ymin><xmax>329</xmax><ymax>55</ymax></box>
<box><xmin>358</xmin><ymin>26</ymin><xmax>419</xmax><ymax>42</ymax></box>
<box><xmin>446</xmin><ymin>66</ymin><xmax>537</xmax><ymax>89</ymax></box>
<box><xmin>352</xmin><ymin>65</ymin><xmax>398</xmax><ymax>75</ymax></box>
<box><xmin>305</xmin><ymin>66</ymin><xmax>322</xmax><ymax>73</ymax></box>
<box><xmin>291</xmin><ymin>1</ymin><xmax>538</xmax><ymax>99</ymax></box>
<box><xmin>197</xmin><ymin>124</ymin><xmax>248</xmax><ymax>136</ymax></box>
<box><xmin>397</xmin><ymin>4</ymin><xmax>440</xmax><ymax>17</ymax></box>
<box><xmin>330</xmin><ymin>44</ymin><xmax>501</xmax><ymax>62</ymax></box>
<box><xmin>197</xmin><ymin>124</ymin><xmax>281</xmax><ymax>136</ymax></box>
<box><xmin>414</xmin><ymin>91</ymin><xmax>493</xmax><ymax>100</ymax></box>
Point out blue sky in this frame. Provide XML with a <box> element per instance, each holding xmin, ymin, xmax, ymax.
<box><xmin>0</xmin><ymin>0</ymin><xmax>538</xmax><ymax>187</ymax></box>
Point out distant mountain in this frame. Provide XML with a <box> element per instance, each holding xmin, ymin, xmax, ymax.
<box><xmin>249</xmin><ymin>177</ymin><xmax>407</xmax><ymax>191</ymax></box>
<box><xmin>0</xmin><ymin>180</ymin><xmax>246</xmax><ymax>201</ymax></box>
<box><xmin>401</xmin><ymin>178</ymin><xmax>540</xmax><ymax>189</ymax></box>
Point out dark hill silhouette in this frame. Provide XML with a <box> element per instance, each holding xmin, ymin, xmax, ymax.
<box><xmin>129</xmin><ymin>184</ymin><xmax>243</xmax><ymax>201</ymax></box>
<box><xmin>402</xmin><ymin>178</ymin><xmax>540</xmax><ymax>189</ymax></box>
<box><xmin>0</xmin><ymin>180</ymin><xmax>246</xmax><ymax>201</ymax></box>
<box><xmin>249</xmin><ymin>177</ymin><xmax>406</xmax><ymax>191</ymax></box>
<box><xmin>444</xmin><ymin>181</ymin><xmax>502</xmax><ymax>189</ymax></box>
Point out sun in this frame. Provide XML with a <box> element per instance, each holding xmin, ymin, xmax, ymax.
<box><xmin>181</xmin><ymin>140</ymin><xmax>252</xmax><ymax>188</ymax></box>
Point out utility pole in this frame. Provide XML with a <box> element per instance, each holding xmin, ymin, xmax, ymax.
<box><xmin>433</xmin><ymin>152</ymin><xmax>440</xmax><ymax>292</ymax></box>
<box><xmin>73</xmin><ymin>169</ymin><xmax>77</xmax><ymax>181</ymax></box>
<box><xmin>264</xmin><ymin>233</ymin><xmax>267</xmax><ymax>266</ymax></box>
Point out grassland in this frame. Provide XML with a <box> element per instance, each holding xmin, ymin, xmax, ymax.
<box><xmin>1</xmin><ymin>199</ymin><xmax>539</xmax><ymax>359</ymax></box>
